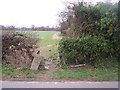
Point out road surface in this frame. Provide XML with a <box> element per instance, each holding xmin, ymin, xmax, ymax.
<box><xmin>0</xmin><ymin>81</ymin><xmax>119</xmax><ymax>89</ymax></box>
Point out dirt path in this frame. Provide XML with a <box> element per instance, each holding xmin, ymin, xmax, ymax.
<box><xmin>52</xmin><ymin>33</ymin><xmax>62</xmax><ymax>40</ymax></box>
<box><xmin>38</xmin><ymin>60</ymin><xmax>59</xmax><ymax>81</ymax></box>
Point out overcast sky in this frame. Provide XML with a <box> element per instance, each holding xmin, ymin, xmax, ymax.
<box><xmin>0</xmin><ymin>0</ymin><xmax>118</xmax><ymax>28</ymax></box>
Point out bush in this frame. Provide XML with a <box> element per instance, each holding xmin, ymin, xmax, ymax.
<box><xmin>58</xmin><ymin>1</ymin><xmax>119</xmax><ymax>68</ymax></box>
<box><xmin>59</xmin><ymin>35</ymin><xmax>110</xmax><ymax>66</ymax></box>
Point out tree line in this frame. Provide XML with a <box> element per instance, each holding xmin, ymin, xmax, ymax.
<box><xmin>0</xmin><ymin>25</ymin><xmax>60</xmax><ymax>31</ymax></box>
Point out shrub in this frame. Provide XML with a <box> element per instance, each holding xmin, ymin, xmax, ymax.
<box><xmin>59</xmin><ymin>1</ymin><xmax>119</xmax><ymax>67</ymax></box>
<box><xmin>59</xmin><ymin>35</ymin><xmax>110</xmax><ymax>66</ymax></box>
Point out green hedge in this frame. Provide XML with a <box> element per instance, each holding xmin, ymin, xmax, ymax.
<box><xmin>59</xmin><ymin>35</ymin><xmax>110</xmax><ymax>66</ymax></box>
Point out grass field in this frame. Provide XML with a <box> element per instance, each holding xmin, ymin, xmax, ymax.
<box><xmin>31</xmin><ymin>31</ymin><xmax>61</xmax><ymax>60</ymax></box>
<box><xmin>31</xmin><ymin>31</ymin><xmax>60</xmax><ymax>46</ymax></box>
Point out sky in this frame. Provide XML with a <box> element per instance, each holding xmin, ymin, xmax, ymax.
<box><xmin>0</xmin><ymin>0</ymin><xmax>118</xmax><ymax>28</ymax></box>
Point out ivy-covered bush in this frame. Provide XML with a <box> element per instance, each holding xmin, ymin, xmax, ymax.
<box><xmin>59</xmin><ymin>35</ymin><xmax>110</xmax><ymax>66</ymax></box>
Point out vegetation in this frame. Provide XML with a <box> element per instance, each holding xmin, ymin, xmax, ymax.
<box><xmin>1</xmin><ymin>1</ymin><xmax>119</xmax><ymax>81</ymax></box>
<box><xmin>59</xmin><ymin>35</ymin><xmax>110</xmax><ymax>66</ymax></box>
<box><xmin>57</xmin><ymin>1</ymin><xmax>119</xmax><ymax>81</ymax></box>
<box><xmin>32</xmin><ymin>31</ymin><xmax>60</xmax><ymax>46</ymax></box>
<box><xmin>2</xmin><ymin>64</ymin><xmax>44</xmax><ymax>79</ymax></box>
<box><xmin>59</xmin><ymin>1</ymin><xmax>119</xmax><ymax>67</ymax></box>
<box><xmin>31</xmin><ymin>31</ymin><xmax>61</xmax><ymax>60</ymax></box>
<box><xmin>2</xmin><ymin>31</ymin><xmax>61</xmax><ymax>80</ymax></box>
<box><xmin>1</xmin><ymin>30</ymin><xmax>118</xmax><ymax>81</ymax></box>
<box><xmin>53</xmin><ymin>67</ymin><xmax>118</xmax><ymax>81</ymax></box>
<box><xmin>0</xmin><ymin>25</ymin><xmax>60</xmax><ymax>31</ymax></box>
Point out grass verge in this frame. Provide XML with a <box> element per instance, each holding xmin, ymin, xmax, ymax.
<box><xmin>53</xmin><ymin>67</ymin><xmax>118</xmax><ymax>81</ymax></box>
<box><xmin>2</xmin><ymin>65</ymin><xmax>44</xmax><ymax>79</ymax></box>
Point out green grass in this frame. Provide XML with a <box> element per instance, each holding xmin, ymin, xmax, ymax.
<box><xmin>31</xmin><ymin>31</ymin><xmax>60</xmax><ymax>46</ymax></box>
<box><xmin>2</xmin><ymin>65</ymin><xmax>43</xmax><ymax>79</ymax></box>
<box><xmin>31</xmin><ymin>31</ymin><xmax>61</xmax><ymax>60</ymax></box>
<box><xmin>53</xmin><ymin>67</ymin><xmax>118</xmax><ymax>81</ymax></box>
<box><xmin>2</xmin><ymin>64</ymin><xmax>118</xmax><ymax>81</ymax></box>
<box><xmin>53</xmin><ymin>57</ymin><xmax>118</xmax><ymax>81</ymax></box>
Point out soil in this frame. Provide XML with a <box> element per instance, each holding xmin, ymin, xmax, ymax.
<box><xmin>52</xmin><ymin>33</ymin><xmax>62</xmax><ymax>40</ymax></box>
<box><xmin>36</xmin><ymin>60</ymin><xmax>59</xmax><ymax>81</ymax></box>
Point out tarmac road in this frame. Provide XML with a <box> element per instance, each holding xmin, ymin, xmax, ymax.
<box><xmin>1</xmin><ymin>81</ymin><xmax>119</xmax><ymax>89</ymax></box>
